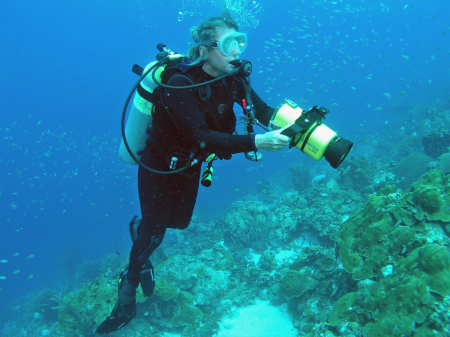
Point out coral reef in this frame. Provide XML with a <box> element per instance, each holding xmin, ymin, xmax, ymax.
<box><xmin>437</xmin><ymin>152</ymin><xmax>450</xmax><ymax>173</ymax></box>
<box><xmin>333</xmin><ymin>170</ymin><xmax>450</xmax><ymax>336</ymax></box>
<box><xmin>394</xmin><ymin>152</ymin><xmax>434</xmax><ymax>190</ymax></box>
<box><xmin>75</xmin><ymin>260</ymin><xmax>103</xmax><ymax>283</ymax></box>
<box><xmin>289</xmin><ymin>163</ymin><xmax>312</xmax><ymax>192</ymax></box>
<box><xmin>26</xmin><ymin>289</ymin><xmax>59</xmax><ymax>325</ymax></box>
<box><xmin>423</xmin><ymin>132</ymin><xmax>450</xmax><ymax>159</ymax></box>
<box><xmin>6</xmin><ymin>149</ymin><xmax>450</xmax><ymax>337</ymax></box>
<box><xmin>338</xmin><ymin>157</ymin><xmax>375</xmax><ymax>193</ymax></box>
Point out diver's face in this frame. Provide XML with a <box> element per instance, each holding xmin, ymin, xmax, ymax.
<box><xmin>202</xmin><ymin>27</ymin><xmax>240</xmax><ymax>77</ymax></box>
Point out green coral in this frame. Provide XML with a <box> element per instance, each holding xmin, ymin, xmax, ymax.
<box><xmin>171</xmin><ymin>291</ymin><xmax>203</xmax><ymax>327</ymax></box>
<box><xmin>328</xmin><ymin>292</ymin><xmax>359</xmax><ymax>325</ymax></box>
<box><xmin>418</xmin><ymin>244</ymin><xmax>450</xmax><ymax>296</ymax></box>
<box><xmin>413</xmin><ymin>185</ymin><xmax>442</xmax><ymax>213</ymax></box>
<box><xmin>51</xmin><ymin>276</ymin><xmax>118</xmax><ymax>335</ymax></box>
<box><xmin>52</xmin><ymin>295</ymin><xmax>92</xmax><ymax>336</ymax></box>
<box><xmin>406</xmin><ymin>170</ymin><xmax>450</xmax><ymax>222</ymax></box>
<box><xmin>50</xmin><ymin>254</ymin><xmax>205</xmax><ymax>334</ymax></box>
<box><xmin>315</xmin><ymin>256</ymin><xmax>336</xmax><ymax>272</ymax></box>
<box><xmin>281</xmin><ymin>269</ymin><xmax>314</xmax><ymax>298</ymax></box>
<box><xmin>362</xmin><ymin>273</ymin><xmax>432</xmax><ymax>337</ymax></box>
<box><xmin>192</xmin><ymin>266</ymin><xmax>206</xmax><ymax>277</ymax></box>
<box><xmin>335</xmin><ymin>185</ymin><xmax>401</xmax><ymax>279</ymax></box>
<box><xmin>437</xmin><ymin>153</ymin><xmax>450</xmax><ymax>173</ymax></box>
<box><xmin>281</xmin><ymin>216</ymin><xmax>296</xmax><ymax>230</ymax></box>
<box><xmin>154</xmin><ymin>276</ymin><xmax>179</xmax><ymax>301</ymax></box>
<box><xmin>199</xmin><ymin>321</ymin><xmax>220</xmax><ymax>337</ymax></box>
<box><xmin>332</xmin><ymin>170</ymin><xmax>450</xmax><ymax>335</ymax></box>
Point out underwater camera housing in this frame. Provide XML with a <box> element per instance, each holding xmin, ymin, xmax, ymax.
<box><xmin>270</xmin><ymin>99</ymin><xmax>353</xmax><ymax>168</ymax></box>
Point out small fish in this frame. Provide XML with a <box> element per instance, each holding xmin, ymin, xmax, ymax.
<box><xmin>0</xmin><ymin>276</ymin><xmax>6</xmax><ymax>280</ymax></box>
<box><xmin>168</xmin><ymin>235</ymin><xmax>178</xmax><ymax>243</ymax></box>
<box><xmin>115</xmin><ymin>251</ymin><xmax>121</xmax><ymax>255</ymax></box>
<box><xmin>0</xmin><ymin>260</ymin><xmax>7</xmax><ymax>263</ymax></box>
<box><xmin>373</xmin><ymin>107</ymin><xmax>383</xmax><ymax>111</ymax></box>
<box><xmin>26</xmin><ymin>254</ymin><xmax>34</xmax><ymax>259</ymax></box>
<box><xmin>13</xmin><ymin>270</ymin><xmax>20</xmax><ymax>274</ymax></box>
<box><xmin>401</xmin><ymin>55</ymin><xmax>409</xmax><ymax>59</ymax></box>
<box><xmin>13</xmin><ymin>253</ymin><xmax>19</xmax><ymax>256</ymax></box>
<box><xmin>382</xmin><ymin>93</ymin><xmax>391</xmax><ymax>98</ymax></box>
<box><xmin>234</xmin><ymin>188</ymin><xmax>240</xmax><ymax>191</ymax></box>
<box><xmin>28</xmin><ymin>275</ymin><xmax>34</xmax><ymax>280</ymax></box>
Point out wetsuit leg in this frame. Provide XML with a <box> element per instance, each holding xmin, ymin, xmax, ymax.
<box><xmin>127</xmin><ymin>147</ymin><xmax>201</xmax><ymax>286</ymax></box>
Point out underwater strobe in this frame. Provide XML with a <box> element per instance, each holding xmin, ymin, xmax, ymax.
<box><xmin>270</xmin><ymin>99</ymin><xmax>353</xmax><ymax>169</ymax></box>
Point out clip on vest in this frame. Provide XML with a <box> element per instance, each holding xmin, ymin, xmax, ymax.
<box><xmin>169</xmin><ymin>157</ymin><xmax>178</xmax><ymax>170</ymax></box>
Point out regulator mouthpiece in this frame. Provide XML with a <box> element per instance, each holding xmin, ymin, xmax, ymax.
<box><xmin>229</xmin><ymin>59</ymin><xmax>252</xmax><ymax>77</ymax></box>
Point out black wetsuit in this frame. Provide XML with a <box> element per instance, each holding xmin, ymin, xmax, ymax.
<box><xmin>127</xmin><ymin>63</ymin><xmax>274</xmax><ymax>287</ymax></box>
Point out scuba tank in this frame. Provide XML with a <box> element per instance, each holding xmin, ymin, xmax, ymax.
<box><xmin>118</xmin><ymin>55</ymin><xmax>181</xmax><ymax>165</ymax></box>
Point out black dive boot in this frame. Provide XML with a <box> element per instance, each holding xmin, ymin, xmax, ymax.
<box><xmin>95</xmin><ymin>270</ymin><xmax>137</xmax><ymax>334</ymax></box>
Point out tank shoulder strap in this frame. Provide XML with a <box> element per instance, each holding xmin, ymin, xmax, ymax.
<box><xmin>160</xmin><ymin>57</ymin><xmax>194</xmax><ymax>84</ymax></box>
<box><xmin>158</xmin><ymin>63</ymin><xmax>242</xmax><ymax>131</ymax></box>
<box><xmin>159</xmin><ymin>64</ymin><xmax>210</xmax><ymax>119</ymax></box>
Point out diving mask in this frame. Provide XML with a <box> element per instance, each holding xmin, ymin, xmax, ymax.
<box><xmin>211</xmin><ymin>32</ymin><xmax>248</xmax><ymax>56</ymax></box>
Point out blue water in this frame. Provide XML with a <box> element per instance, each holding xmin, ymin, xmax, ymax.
<box><xmin>0</xmin><ymin>0</ymin><xmax>449</xmax><ymax>325</ymax></box>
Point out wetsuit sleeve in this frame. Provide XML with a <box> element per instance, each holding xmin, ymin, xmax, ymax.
<box><xmin>164</xmin><ymin>74</ymin><xmax>257</xmax><ymax>155</ymax></box>
<box><xmin>250</xmin><ymin>89</ymin><xmax>275</xmax><ymax>127</ymax></box>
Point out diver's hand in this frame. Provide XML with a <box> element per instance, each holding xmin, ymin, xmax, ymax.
<box><xmin>255</xmin><ymin>126</ymin><xmax>290</xmax><ymax>152</ymax></box>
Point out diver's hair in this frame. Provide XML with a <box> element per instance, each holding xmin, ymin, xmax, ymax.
<box><xmin>188</xmin><ymin>8</ymin><xmax>239</xmax><ymax>65</ymax></box>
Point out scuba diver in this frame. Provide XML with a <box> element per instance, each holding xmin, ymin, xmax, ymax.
<box><xmin>96</xmin><ymin>9</ymin><xmax>291</xmax><ymax>334</ymax></box>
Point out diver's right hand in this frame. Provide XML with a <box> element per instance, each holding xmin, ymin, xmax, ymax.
<box><xmin>255</xmin><ymin>127</ymin><xmax>290</xmax><ymax>152</ymax></box>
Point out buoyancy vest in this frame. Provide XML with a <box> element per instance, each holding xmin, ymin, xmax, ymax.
<box><xmin>146</xmin><ymin>59</ymin><xmax>243</xmax><ymax>158</ymax></box>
